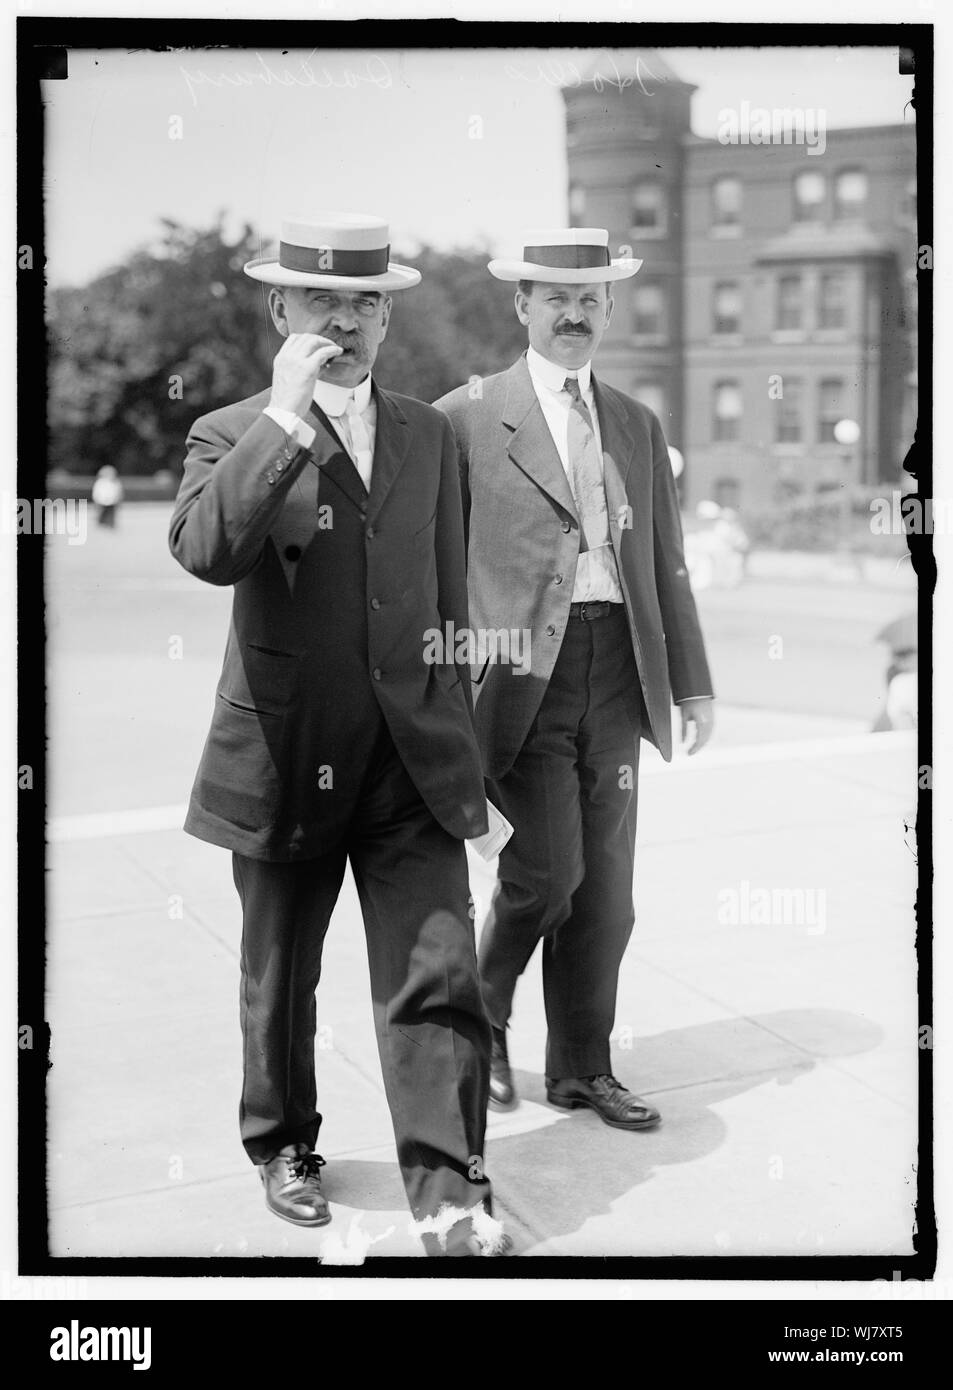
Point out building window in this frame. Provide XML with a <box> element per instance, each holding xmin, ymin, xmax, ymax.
<box><xmin>793</xmin><ymin>170</ymin><xmax>825</xmax><ymax>222</ymax></box>
<box><xmin>818</xmin><ymin>378</ymin><xmax>845</xmax><ymax>443</ymax></box>
<box><xmin>569</xmin><ymin>183</ymin><xmax>586</xmax><ymax>224</ymax></box>
<box><xmin>713</xmin><ymin>381</ymin><xmax>742</xmax><ymax>442</ymax></box>
<box><xmin>631</xmin><ymin>179</ymin><xmax>666</xmax><ymax>235</ymax></box>
<box><xmin>818</xmin><ymin>271</ymin><xmax>847</xmax><ymax>329</ymax></box>
<box><xmin>714</xmin><ymin>477</ymin><xmax>741</xmax><ymax>508</ymax></box>
<box><xmin>834</xmin><ymin>169</ymin><xmax>868</xmax><ymax>220</ymax></box>
<box><xmin>712</xmin><ymin>281</ymin><xmax>741</xmax><ymax>335</ymax></box>
<box><xmin>633</xmin><ymin>381</ymin><xmax>667</xmax><ymax>420</ymax></box>
<box><xmin>633</xmin><ymin>281</ymin><xmax>666</xmax><ymax>337</ymax></box>
<box><xmin>776</xmin><ymin>378</ymin><xmax>803</xmax><ymax>443</ymax></box>
<box><xmin>776</xmin><ymin>275</ymin><xmax>803</xmax><ymax>331</ymax></box>
<box><xmin>899</xmin><ymin>178</ymin><xmax>916</xmax><ymax>227</ymax></box>
<box><xmin>711</xmin><ymin>176</ymin><xmax>742</xmax><ymax>230</ymax></box>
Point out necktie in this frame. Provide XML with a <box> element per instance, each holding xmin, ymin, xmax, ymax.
<box><xmin>343</xmin><ymin>396</ymin><xmax>373</xmax><ymax>492</ymax></box>
<box><xmin>563</xmin><ymin>376</ymin><xmax>610</xmax><ymax>554</ymax></box>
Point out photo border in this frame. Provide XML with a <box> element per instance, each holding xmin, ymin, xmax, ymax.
<box><xmin>16</xmin><ymin>14</ymin><xmax>935</xmax><ymax>1283</ymax></box>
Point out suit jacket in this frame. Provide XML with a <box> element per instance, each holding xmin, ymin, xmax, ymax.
<box><xmin>169</xmin><ymin>385</ymin><xmax>489</xmax><ymax>861</ymax></box>
<box><xmin>434</xmin><ymin>356</ymin><xmax>713</xmax><ymax>778</ymax></box>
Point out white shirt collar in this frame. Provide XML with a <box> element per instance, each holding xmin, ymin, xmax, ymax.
<box><xmin>526</xmin><ymin>345</ymin><xmax>592</xmax><ymax>396</ymax></box>
<box><xmin>312</xmin><ymin>372</ymin><xmax>373</xmax><ymax>419</ymax></box>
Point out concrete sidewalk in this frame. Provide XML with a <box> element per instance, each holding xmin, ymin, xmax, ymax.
<box><xmin>46</xmin><ymin>733</ymin><xmax>919</xmax><ymax>1262</ymax></box>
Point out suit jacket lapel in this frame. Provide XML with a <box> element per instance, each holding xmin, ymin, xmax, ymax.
<box><xmin>591</xmin><ymin>376</ymin><xmax>637</xmax><ymax>532</ymax></box>
<box><xmin>305</xmin><ymin>400</ymin><xmax>369</xmax><ymax>512</ymax></box>
<box><xmin>502</xmin><ymin>357</ymin><xmax>579</xmax><ymax>524</ymax></box>
<box><xmin>366</xmin><ymin>385</ymin><xmax>410</xmax><ymax>524</ymax></box>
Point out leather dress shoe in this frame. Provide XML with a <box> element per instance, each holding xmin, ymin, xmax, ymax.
<box><xmin>489</xmin><ymin>1026</ymin><xmax>517</xmax><ymax>1110</ymax></box>
<box><xmin>260</xmin><ymin>1144</ymin><xmax>330</xmax><ymax>1227</ymax></box>
<box><xmin>546</xmin><ymin>1074</ymin><xmax>661</xmax><ymax>1130</ymax></box>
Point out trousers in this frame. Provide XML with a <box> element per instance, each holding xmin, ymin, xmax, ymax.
<box><xmin>478</xmin><ymin>606</ymin><xmax>642</xmax><ymax>1078</ymax></box>
<box><xmin>232</xmin><ymin>724</ymin><xmax>492</xmax><ymax>1223</ymax></box>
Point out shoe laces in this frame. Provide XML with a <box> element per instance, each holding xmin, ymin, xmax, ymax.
<box><xmin>585</xmin><ymin>1074</ymin><xmax>652</xmax><ymax>1117</ymax></box>
<box><xmin>287</xmin><ymin>1152</ymin><xmax>326</xmax><ymax>1185</ymax></box>
<box><xmin>587</xmin><ymin>1073</ymin><xmax>622</xmax><ymax>1091</ymax></box>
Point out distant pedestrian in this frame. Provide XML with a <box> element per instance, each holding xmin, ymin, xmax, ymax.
<box><xmin>92</xmin><ymin>465</ymin><xmax>123</xmax><ymax>528</ymax></box>
<box><xmin>874</xmin><ymin>612</ymin><xmax>917</xmax><ymax>731</ymax></box>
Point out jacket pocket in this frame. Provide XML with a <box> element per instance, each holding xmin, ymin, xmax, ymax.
<box><xmin>217</xmin><ymin>694</ymin><xmax>282</xmax><ymax>718</ymax></box>
<box><xmin>219</xmin><ymin>643</ymin><xmax>300</xmax><ymax>716</ymax></box>
<box><xmin>412</xmin><ymin>513</ymin><xmax>437</xmax><ymax>546</ymax></box>
<box><xmin>200</xmin><ymin>699</ymin><xmax>287</xmax><ymax>831</ymax></box>
<box><xmin>246</xmin><ymin>643</ymin><xmax>298</xmax><ymax>660</ymax></box>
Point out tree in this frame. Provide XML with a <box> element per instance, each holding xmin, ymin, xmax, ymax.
<box><xmin>375</xmin><ymin>246</ymin><xmax>526</xmax><ymax>402</ymax></box>
<box><xmin>49</xmin><ymin>217</ymin><xmax>280</xmax><ymax>476</ymax></box>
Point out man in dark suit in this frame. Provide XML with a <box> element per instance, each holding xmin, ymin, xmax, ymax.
<box><xmin>169</xmin><ymin>214</ymin><xmax>505</xmax><ymax>1256</ymax></box>
<box><xmin>435</xmin><ymin>228</ymin><xmax>714</xmax><ymax>1130</ymax></box>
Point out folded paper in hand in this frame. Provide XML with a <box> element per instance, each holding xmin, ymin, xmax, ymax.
<box><xmin>467</xmin><ymin>800</ymin><xmax>514</xmax><ymax>861</ymax></box>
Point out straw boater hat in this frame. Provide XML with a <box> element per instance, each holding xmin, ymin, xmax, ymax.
<box><xmin>244</xmin><ymin>213</ymin><xmax>421</xmax><ymax>292</ymax></box>
<box><xmin>488</xmin><ymin>228</ymin><xmax>642</xmax><ymax>284</ymax></box>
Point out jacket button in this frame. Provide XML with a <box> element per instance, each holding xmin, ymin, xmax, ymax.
<box><xmin>275</xmin><ymin>462</ymin><xmax>284</xmax><ymax>473</ymax></box>
<box><xmin>370</xmin><ymin>598</ymin><xmax>381</xmax><ymax>610</ymax></box>
<box><xmin>561</xmin><ymin>520</ymin><xmax>571</xmax><ymax>533</ymax></box>
<box><xmin>266</xmin><ymin>473</ymin><xmax>275</xmax><ymax>485</ymax></box>
<box><xmin>372</xmin><ymin>667</ymin><xmax>382</xmax><ymax>680</ymax></box>
<box><xmin>546</xmin><ymin>624</ymin><xmax>556</xmax><ymax>636</ymax></box>
<box><xmin>366</xmin><ymin>526</ymin><xmax>375</xmax><ymax>539</ymax></box>
<box><xmin>554</xmin><ymin>574</ymin><xmax>563</xmax><ymax>585</ymax></box>
<box><xmin>285</xmin><ymin>545</ymin><xmax>301</xmax><ymax>561</ymax></box>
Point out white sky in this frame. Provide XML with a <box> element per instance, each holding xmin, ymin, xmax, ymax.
<box><xmin>43</xmin><ymin>45</ymin><xmax>914</xmax><ymax>287</ymax></box>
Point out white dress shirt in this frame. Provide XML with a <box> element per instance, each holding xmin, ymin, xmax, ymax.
<box><xmin>525</xmin><ymin>346</ymin><xmax>623</xmax><ymax>604</ymax></box>
<box><xmin>264</xmin><ymin>372</ymin><xmax>376</xmax><ymax>491</ymax></box>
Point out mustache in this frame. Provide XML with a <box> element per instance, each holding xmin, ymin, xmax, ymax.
<box><xmin>555</xmin><ymin>323</ymin><xmax>592</xmax><ymax>336</ymax></box>
<box><xmin>326</xmin><ymin>331</ymin><xmax>365</xmax><ymax>352</ymax></box>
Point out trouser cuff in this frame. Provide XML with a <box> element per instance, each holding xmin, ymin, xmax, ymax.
<box><xmin>545</xmin><ymin>1042</ymin><xmax>612</xmax><ymax>1080</ymax></box>
<box><xmin>243</xmin><ymin>1122</ymin><xmax>321</xmax><ymax>1165</ymax></box>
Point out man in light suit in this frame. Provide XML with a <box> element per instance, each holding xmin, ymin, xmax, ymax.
<box><xmin>435</xmin><ymin>228</ymin><xmax>714</xmax><ymax>1129</ymax></box>
<box><xmin>169</xmin><ymin>214</ymin><xmax>505</xmax><ymax>1256</ymax></box>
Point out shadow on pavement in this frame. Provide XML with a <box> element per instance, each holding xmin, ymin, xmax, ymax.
<box><xmin>321</xmin><ymin>1008</ymin><xmax>883</xmax><ymax>1239</ymax></box>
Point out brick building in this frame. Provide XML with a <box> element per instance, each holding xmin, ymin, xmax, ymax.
<box><xmin>563</xmin><ymin>51</ymin><xmax>918</xmax><ymax>512</ymax></box>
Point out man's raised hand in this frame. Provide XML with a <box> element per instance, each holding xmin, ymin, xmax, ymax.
<box><xmin>269</xmin><ymin>334</ymin><xmax>343</xmax><ymax>417</ymax></box>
